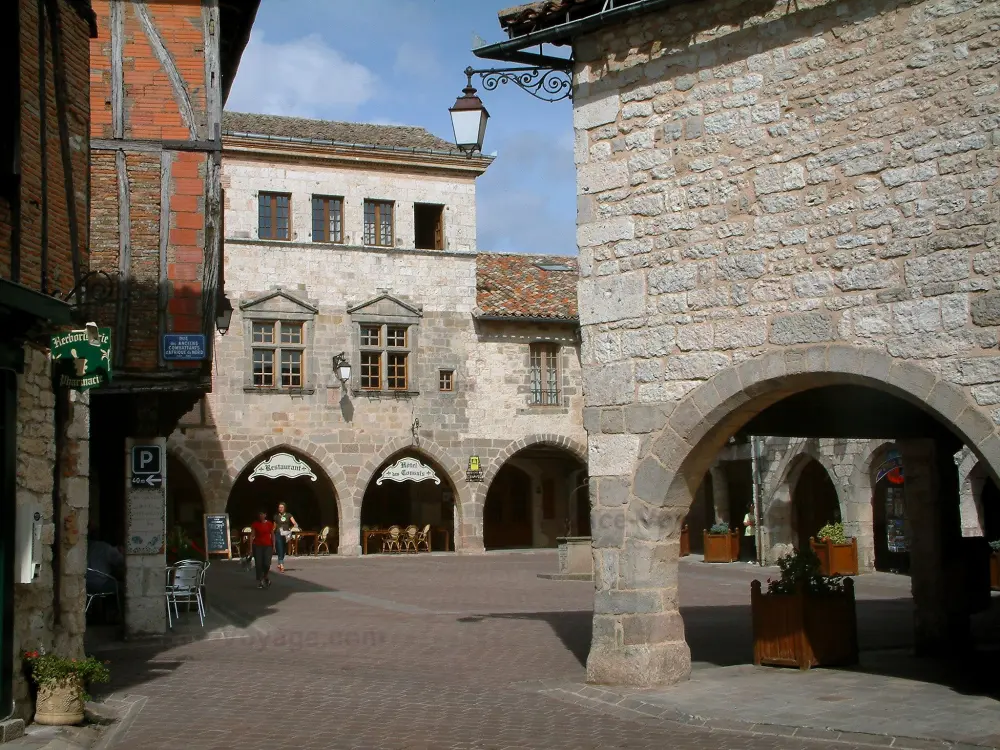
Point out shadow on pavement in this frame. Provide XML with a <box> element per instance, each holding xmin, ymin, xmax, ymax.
<box><xmin>85</xmin><ymin>557</ymin><xmax>339</xmax><ymax>698</ymax></box>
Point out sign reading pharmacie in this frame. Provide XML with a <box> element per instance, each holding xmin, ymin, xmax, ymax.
<box><xmin>377</xmin><ymin>457</ymin><xmax>440</xmax><ymax>486</ymax></box>
<box><xmin>50</xmin><ymin>327</ymin><xmax>112</xmax><ymax>392</ymax></box>
<box><xmin>248</xmin><ymin>452</ymin><xmax>317</xmax><ymax>482</ymax></box>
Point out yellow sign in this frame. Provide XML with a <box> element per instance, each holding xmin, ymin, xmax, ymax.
<box><xmin>468</xmin><ymin>456</ymin><xmax>480</xmax><ymax>472</ymax></box>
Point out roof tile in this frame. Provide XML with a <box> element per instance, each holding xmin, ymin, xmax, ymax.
<box><xmin>476</xmin><ymin>253</ymin><xmax>578</xmax><ymax>320</ymax></box>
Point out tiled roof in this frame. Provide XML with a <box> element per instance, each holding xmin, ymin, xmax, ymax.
<box><xmin>499</xmin><ymin>0</ymin><xmax>626</xmax><ymax>34</ymax></box>
<box><xmin>476</xmin><ymin>253</ymin><xmax>579</xmax><ymax>321</ymax></box>
<box><xmin>222</xmin><ymin>111</ymin><xmax>458</xmax><ymax>152</ymax></box>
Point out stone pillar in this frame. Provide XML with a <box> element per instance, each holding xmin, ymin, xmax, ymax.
<box><xmin>709</xmin><ymin>465</ymin><xmax>729</xmax><ymax>525</ymax></box>
<box><xmin>339</xmin><ymin>506</ymin><xmax>361</xmax><ymax>556</ymax></box>
<box><xmin>456</xmin><ymin>497</ymin><xmax>484</xmax><ymax>554</ymax></box>
<box><xmin>56</xmin><ymin>390</ymin><xmax>89</xmax><ymax>657</ymax></box>
<box><xmin>124</xmin><ymin>437</ymin><xmax>167</xmax><ymax>636</ymax></box>
<box><xmin>586</xmin><ymin>474</ymin><xmax>691</xmax><ymax>686</ymax></box>
<box><xmin>898</xmin><ymin>439</ymin><xmax>969</xmax><ymax>656</ymax></box>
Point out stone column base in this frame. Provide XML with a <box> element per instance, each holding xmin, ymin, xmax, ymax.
<box><xmin>586</xmin><ymin>641</ymin><xmax>691</xmax><ymax>687</ymax></box>
<box><xmin>339</xmin><ymin>543</ymin><xmax>362</xmax><ymax>557</ymax></box>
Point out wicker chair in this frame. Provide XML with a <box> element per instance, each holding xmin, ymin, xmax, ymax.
<box><xmin>315</xmin><ymin>526</ymin><xmax>332</xmax><ymax>554</ymax></box>
<box><xmin>415</xmin><ymin>524</ymin><xmax>431</xmax><ymax>553</ymax></box>
<box><xmin>382</xmin><ymin>525</ymin><xmax>402</xmax><ymax>553</ymax></box>
<box><xmin>402</xmin><ymin>525</ymin><xmax>419</xmax><ymax>553</ymax></box>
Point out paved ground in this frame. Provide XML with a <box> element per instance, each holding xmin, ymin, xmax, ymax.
<box><xmin>69</xmin><ymin>551</ymin><xmax>1000</xmax><ymax>750</ymax></box>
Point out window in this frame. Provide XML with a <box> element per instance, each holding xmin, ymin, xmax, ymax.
<box><xmin>363</xmin><ymin>200</ymin><xmax>394</xmax><ymax>246</ymax></box>
<box><xmin>258</xmin><ymin>192</ymin><xmax>290</xmax><ymax>240</ymax></box>
<box><xmin>414</xmin><ymin>203</ymin><xmax>445</xmax><ymax>250</ymax></box>
<box><xmin>439</xmin><ymin>370</ymin><xmax>454</xmax><ymax>392</ymax></box>
<box><xmin>251</xmin><ymin>321</ymin><xmax>304</xmax><ymax>388</ymax></box>
<box><xmin>358</xmin><ymin>323</ymin><xmax>410</xmax><ymax>391</ymax></box>
<box><xmin>312</xmin><ymin>196</ymin><xmax>344</xmax><ymax>243</ymax></box>
<box><xmin>529</xmin><ymin>343</ymin><xmax>560</xmax><ymax>406</ymax></box>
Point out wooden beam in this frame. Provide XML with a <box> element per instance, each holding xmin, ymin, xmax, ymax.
<box><xmin>110</xmin><ymin>0</ymin><xmax>124</xmax><ymax>139</ymax></box>
<box><xmin>91</xmin><ymin>137</ymin><xmax>222</xmax><ymax>154</ymax></box>
<box><xmin>201</xmin><ymin>152</ymin><xmax>221</xmax><ymax>359</ymax></box>
<box><xmin>203</xmin><ymin>0</ymin><xmax>221</xmax><ymax>144</ymax></box>
<box><xmin>133</xmin><ymin>1</ymin><xmax>198</xmax><ymax>139</ymax></box>
<box><xmin>115</xmin><ymin>150</ymin><xmax>131</xmax><ymax>368</ymax></box>
<box><xmin>157</xmin><ymin>150</ymin><xmax>174</xmax><ymax>369</ymax></box>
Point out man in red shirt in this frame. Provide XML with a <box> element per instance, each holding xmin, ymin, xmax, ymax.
<box><xmin>250</xmin><ymin>511</ymin><xmax>275</xmax><ymax>589</ymax></box>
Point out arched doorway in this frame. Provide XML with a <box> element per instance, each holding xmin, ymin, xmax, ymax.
<box><xmin>871</xmin><ymin>447</ymin><xmax>908</xmax><ymax>573</ymax></box>
<box><xmin>227</xmin><ymin>448</ymin><xmax>340</xmax><ymax>551</ymax></box>
<box><xmin>482</xmin><ymin>445</ymin><xmax>588</xmax><ymax>550</ymax></box>
<box><xmin>792</xmin><ymin>458</ymin><xmax>841</xmax><ymax>551</ymax></box>
<box><xmin>166</xmin><ymin>454</ymin><xmax>205</xmax><ymax>545</ymax></box>
<box><xmin>360</xmin><ymin>451</ymin><xmax>456</xmax><ymax>552</ymax></box>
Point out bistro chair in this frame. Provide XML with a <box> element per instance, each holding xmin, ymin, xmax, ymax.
<box><xmin>382</xmin><ymin>525</ymin><xmax>402</xmax><ymax>554</ymax></box>
<box><xmin>403</xmin><ymin>525</ymin><xmax>419</xmax><ymax>553</ymax></box>
<box><xmin>415</xmin><ymin>524</ymin><xmax>431</xmax><ymax>553</ymax></box>
<box><xmin>316</xmin><ymin>526</ymin><xmax>331</xmax><ymax>555</ymax></box>
<box><xmin>85</xmin><ymin>568</ymin><xmax>121</xmax><ymax>621</ymax></box>
<box><xmin>165</xmin><ymin>563</ymin><xmax>204</xmax><ymax>628</ymax></box>
<box><xmin>288</xmin><ymin>527</ymin><xmax>302</xmax><ymax>556</ymax></box>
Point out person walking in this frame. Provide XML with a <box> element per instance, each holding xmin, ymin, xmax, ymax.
<box><xmin>250</xmin><ymin>511</ymin><xmax>275</xmax><ymax>589</ymax></box>
<box><xmin>273</xmin><ymin>502</ymin><xmax>297</xmax><ymax>572</ymax></box>
<box><xmin>742</xmin><ymin>508</ymin><xmax>756</xmax><ymax>563</ymax></box>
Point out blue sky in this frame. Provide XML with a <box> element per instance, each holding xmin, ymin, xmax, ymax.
<box><xmin>226</xmin><ymin>0</ymin><xmax>577</xmax><ymax>256</ymax></box>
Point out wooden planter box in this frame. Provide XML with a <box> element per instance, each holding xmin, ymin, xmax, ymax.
<box><xmin>810</xmin><ymin>536</ymin><xmax>859</xmax><ymax>576</ymax></box>
<box><xmin>751</xmin><ymin>578</ymin><xmax>858</xmax><ymax>670</ymax></box>
<box><xmin>703</xmin><ymin>530</ymin><xmax>739</xmax><ymax>563</ymax></box>
<box><xmin>680</xmin><ymin>526</ymin><xmax>690</xmax><ymax>557</ymax></box>
<box><xmin>991</xmin><ymin>551</ymin><xmax>1000</xmax><ymax>591</ymax></box>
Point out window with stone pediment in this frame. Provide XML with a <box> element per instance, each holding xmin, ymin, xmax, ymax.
<box><xmin>348</xmin><ymin>294</ymin><xmax>422</xmax><ymax>395</ymax></box>
<box><xmin>240</xmin><ymin>289</ymin><xmax>318</xmax><ymax>394</ymax></box>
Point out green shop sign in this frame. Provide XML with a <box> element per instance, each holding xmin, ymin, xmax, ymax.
<box><xmin>50</xmin><ymin>328</ymin><xmax>112</xmax><ymax>391</ymax></box>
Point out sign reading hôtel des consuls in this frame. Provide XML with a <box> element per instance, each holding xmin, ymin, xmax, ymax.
<box><xmin>50</xmin><ymin>328</ymin><xmax>112</xmax><ymax>391</ymax></box>
<box><xmin>377</xmin><ymin>458</ymin><xmax>440</xmax><ymax>485</ymax></box>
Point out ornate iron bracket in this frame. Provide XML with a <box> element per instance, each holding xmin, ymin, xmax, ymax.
<box><xmin>59</xmin><ymin>270</ymin><xmax>119</xmax><ymax>323</ymax></box>
<box><xmin>464</xmin><ymin>65</ymin><xmax>572</xmax><ymax>103</ymax></box>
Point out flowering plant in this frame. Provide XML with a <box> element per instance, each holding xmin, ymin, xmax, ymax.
<box><xmin>23</xmin><ymin>648</ymin><xmax>110</xmax><ymax>700</ymax></box>
<box><xmin>766</xmin><ymin>546</ymin><xmax>845</xmax><ymax>596</ymax></box>
<box><xmin>816</xmin><ymin>522</ymin><xmax>848</xmax><ymax>544</ymax></box>
<box><xmin>167</xmin><ymin>525</ymin><xmax>204</xmax><ymax>564</ymax></box>
<box><xmin>708</xmin><ymin>523</ymin><xmax>730</xmax><ymax>535</ymax></box>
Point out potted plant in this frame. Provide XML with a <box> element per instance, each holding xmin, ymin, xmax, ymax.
<box><xmin>990</xmin><ymin>540</ymin><xmax>1000</xmax><ymax>590</ymax></box>
<box><xmin>751</xmin><ymin>546</ymin><xmax>858</xmax><ymax>670</ymax></box>
<box><xmin>703</xmin><ymin>523</ymin><xmax>740</xmax><ymax>563</ymax></box>
<box><xmin>167</xmin><ymin>525</ymin><xmax>204</xmax><ymax>565</ymax></box>
<box><xmin>810</xmin><ymin>522</ymin><xmax>859</xmax><ymax>576</ymax></box>
<box><xmin>23</xmin><ymin>649</ymin><xmax>110</xmax><ymax>725</ymax></box>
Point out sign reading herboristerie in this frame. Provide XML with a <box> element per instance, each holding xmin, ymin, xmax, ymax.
<box><xmin>162</xmin><ymin>334</ymin><xmax>206</xmax><ymax>361</ymax></box>
<box><xmin>50</xmin><ymin>328</ymin><xmax>112</xmax><ymax>391</ymax></box>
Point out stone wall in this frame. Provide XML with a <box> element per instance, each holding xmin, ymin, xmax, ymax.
<box><xmin>223</xmin><ymin>160</ymin><xmax>478</xmax><ymax>252</ymax></box>
<box><xmin>570</xmin><ymin>0</ymin><xmax>1000</xmax><ymax>686</ymax></box>
<box><xmin>13</xmin><ymin>346</ymin><xmax>88</xmax><ymax>720</ymax></box>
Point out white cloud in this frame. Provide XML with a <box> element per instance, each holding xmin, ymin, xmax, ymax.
<box><xmin>226</xmin><ymin>31</ymin><xmax>378</xmax><ymax>119</ymax></box>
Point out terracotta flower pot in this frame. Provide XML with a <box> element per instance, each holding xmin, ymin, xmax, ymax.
<box><xmin>34</xmin><ymin>675</ymin><xmax>84</xmax><ymax>725</ymax></box>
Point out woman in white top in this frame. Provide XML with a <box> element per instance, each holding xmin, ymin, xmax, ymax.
<box><xmin>272</xmin><ymin>503</ymin><xmax>298</xmax><ymax>572</ymax></box>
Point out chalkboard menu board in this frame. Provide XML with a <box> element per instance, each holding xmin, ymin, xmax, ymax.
<box><xmin>203</xmin><ymin>514</ymin><xmax>232</xmax><ymax>559</ymax></box>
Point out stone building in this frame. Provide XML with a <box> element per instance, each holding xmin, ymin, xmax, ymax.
<box><xmin>167</xmin><ymin>112</ymin><xmax>589</xmax><ymax>556</ymax></box>
<box><xmin>478</xmin><ymin>0</ymin><xmax>1000</xmax><ymax>686</ymax></box>
<box><xmin>85</xmin><ymin>0</ymin><xmax>258</xmax><ymax>636</ymax></box>
<box><xmin>0</xmin><ymin>0</ymin><xmax>97</xmax><ymax>727</ymax></box>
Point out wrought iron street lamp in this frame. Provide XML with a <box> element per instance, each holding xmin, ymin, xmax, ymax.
<box><xmin>332</xmin><ymin>352</ymin><xmax>352</xmax><ymax>383</ymax></box>
<box><xmin>449</xmin><ymin>71</ymin><xmax>490</xmax><ymax>154</ymax></box>
<box><xmin>215</xmin><ymin>296</ymin><xmax>233</xmax><ymax>336</ymax></box>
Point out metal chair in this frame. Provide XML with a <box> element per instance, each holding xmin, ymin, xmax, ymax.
<box><xmin>86</xmin><ymin>568</ymin><xmax>121</xmax><ymax>619</ymax></box>
<box><xmin>382</xmin><ymin>525</ymin><xmax>402</xmax><ymax>553</ymax></box>
<box><xmin>315</xmin><ymin>526</ymin><xmax>331</xmax><ymax>554</ymax></box>
<box><xmin>165</xmin><ymin>563</ymin><xmax>204</xmax><ymax>628</ymax></box>
<box><xmin>402</xmin><ymin>525</ymin><xmax>419</xmax><ymax>553</ymax></box>
<box><xmin>414</xmin><ymin>524</ymin><xmax>431</xmax><ymax>553</ymax></box>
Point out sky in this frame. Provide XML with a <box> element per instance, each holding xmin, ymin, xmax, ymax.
<box><xmin>226</xmin><ymin>0</ymin><xmax>577</xmax><ymax>256</ymax></box>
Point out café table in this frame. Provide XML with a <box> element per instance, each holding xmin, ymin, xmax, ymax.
<box><xmin>290</xmin><ymin>530</ymin><xmax>319</xmax><ymax>556</ymax></box>
<box><xmin>363</xmin><ymin>529</ymin><xmax>389</xmax><ymax>554</ymax></box>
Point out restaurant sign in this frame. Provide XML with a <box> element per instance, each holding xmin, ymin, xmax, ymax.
<box><xmin>377</xmin><ymin>458</ymin><xmax>440</xmax><ymax>485</ymax></box>
<box><xmin>50</xmin><ymin>328</ymin><xmax>112</xmax><ymax>391</ymax></box>
<box><xmin>248</xmin><ymin>452</ymin><xmax>317</xmax><ymax>482</ymax></box>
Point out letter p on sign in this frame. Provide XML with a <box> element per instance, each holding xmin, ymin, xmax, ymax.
<box><xmin>132</xmin><ymin>445</ymin><xmax>161</xmax><ymax>475</ymax></box>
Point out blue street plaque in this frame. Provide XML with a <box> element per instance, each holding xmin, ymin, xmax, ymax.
<box><xmin>162</xmin><ymin>334</ymin><xmax>207</xmax><ymax>361</ymax></box>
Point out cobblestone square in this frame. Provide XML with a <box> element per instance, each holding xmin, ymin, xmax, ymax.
<box><xmin>80</xmin><ymin>552</ymin><xmax>1000</xmax><ymax>750</ymax></box>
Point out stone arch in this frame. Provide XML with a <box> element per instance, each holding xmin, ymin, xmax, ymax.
<box><xmin>957</xmin><ymin>448</ymin><xmax>986</xmax><ymax>538</ymax></box>
<box><xmin>843</xmin><ymin>440</ymin><xmax>898</xmax><ymax>571</ymax></box>
<box><xmin>353</xmin><ymin>436</ymin><xmax>469</xmax><ymax>516</ymax></box>
<box><xmin>759</xmin><ymin>445</ymin><xmax>842</xmax><ymax>564</ymax></box>
<box><xmin>478</xmin><ymin>433</ymin><xmax>588</xmax><ymax>501</ymax></box>
<box><xmin>228</xmin><ymin>436</ymin><xmax>351</xmax><ymax>533</ymax></box>
<box><xmin>166</xmin><ymin>441</ymin><xmax>212</xmax><ymax>508</ymax></box>
<box><xmin>588</xmin><ymin>345</ymin><xmax>999</xmax><ymax>687</ymax></box>
<box><xmin>476</xmin><ymin>434</ymin><xmax>589</xmax><ymax>550</ymax></box>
